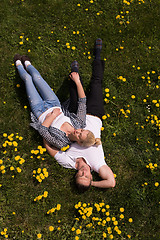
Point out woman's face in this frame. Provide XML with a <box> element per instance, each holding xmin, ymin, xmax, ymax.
<box><xmin>73</xmin><ymin>129</ymin><xmax>89</xmax><ymax>143</ymax></box>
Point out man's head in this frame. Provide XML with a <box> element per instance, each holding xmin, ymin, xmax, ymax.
<box><xmin>69</xmin><ymin>129</ymin><xmax>99</xmax><ymax>147</ymax></box>
<box><xmin>75</xmin><ymin>158</ymin><xmax>93</xmax><ymax>192</ymax></box>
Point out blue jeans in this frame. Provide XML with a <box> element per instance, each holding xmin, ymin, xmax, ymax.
<box><xmin>17</xmin><ymin>64</ymin><xmax>61</xmax><ymax>118</ymax></box>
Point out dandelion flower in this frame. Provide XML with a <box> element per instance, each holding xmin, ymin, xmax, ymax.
<box><xmin>37</xmin><ymin>233</ymin><xmax>42</xmax><ymax>239</ymax></box>
<box><xmin>155</xmin><ymin>182</ymin><xmax>159</xmax><ymax>187</ymax></box>
<box><xmin>43</xmin><ymin>191</ymin><xmax>48</xmax><ymax>198</ymax></box>
<box><xmin>49</xmin><ymin>226</ymin><xmax>54</xmax><ymax>231</ymax></box>
<box><xmin>120</xmin><ymin>207</ymin><xmax>124</xmax><ymax>212</ymax></box>
<box><xmin>76</xmin><ymin>229</ymin><xmax>81</xmax><ymax>235</ymax></box>
<box><xmin>129</xmin><ymin>218</ymin><xmax>133</xmax><ymax>222</ymax></box>
<box><xmin>102</xmin><ymin>115</ymin><xmax>107</xmax><ymax>120</ymax></box>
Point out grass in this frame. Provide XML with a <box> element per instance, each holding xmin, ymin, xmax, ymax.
<box><xmin>0</xmin><ymin>0</ymin><xmax>160</xmax><ymax>239</ymax></box>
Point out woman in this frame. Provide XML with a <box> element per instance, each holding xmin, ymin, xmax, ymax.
<box><xmin>14</xmin><ymin>55</ymin><xmax>100</xmax><ymax>150</ymax></box>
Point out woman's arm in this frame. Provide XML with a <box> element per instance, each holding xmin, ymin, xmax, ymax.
<box><xmin>42</xmin><ymin>108</ymin><xmax>61</xmax><ymax>127</ymax></box>
<box><xmin>43</xmin><ymin>139</ymin><xmax>59</xmax><ymax>157</ymax></box>
<box><xmin>69</xmin><ymin>72</ymin><xmax>86</xmax><ymax>99</ymax></box>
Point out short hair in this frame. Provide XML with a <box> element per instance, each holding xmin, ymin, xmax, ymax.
<box><xmin>80</xmin><ymin>131</ymin><xmax>101</xmax><ymax>147</ymax></box>
<box><xmin>76</xmin><ymin>179</ymin><xmax>91</xmax><ymax>193</ymax></box>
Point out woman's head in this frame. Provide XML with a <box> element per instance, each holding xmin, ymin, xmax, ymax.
<box><xmin>69</xmin><ymin>129</ymin><xmax>101</xmax><ymax>147</ymax></box>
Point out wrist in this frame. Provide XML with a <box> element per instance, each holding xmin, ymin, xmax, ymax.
<box><xmin>75</xmin><ymin>80</ymin><xmax>81</xmax><ymax>86</ymax></box>
<box><xmin>91</xmin><ymin>181</ymin><xmax>94</xmax><ymax>186</ymax></box>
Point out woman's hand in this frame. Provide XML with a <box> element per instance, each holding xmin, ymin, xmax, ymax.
<box><xmin>45</xmin><ymin>108</ymin><xmax>61</xmax><ymax>120</ymax></box>
<box><xmin>69</xmin><ymin>72</ymin><xmax>80</xmax><ymax>84</ymax></box>
<box><xmin>42</xmin><ymin>108</ymin><xmax>61</xmax><ymax>127</ymax></box>
<box><xmin>51</xmin><ymin>108</ymin><xmax>61</xmax><ymax>118</ymax></box>
<box><xmin>69</xmin><ymin>72</ymin><xmax>86</xmax><ymax>98</ymax></box>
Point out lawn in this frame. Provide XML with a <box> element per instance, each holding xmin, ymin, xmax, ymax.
<box><xmin>0</xmin><ymin>0</ymin><xmax>160</xmax><ymax>239</ymax></box>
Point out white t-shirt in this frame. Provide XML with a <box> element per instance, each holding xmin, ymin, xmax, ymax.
<box><xmin>54</xmin><ymin>115</ymin><xmax>107</xmax><ymax>173</ymax></box>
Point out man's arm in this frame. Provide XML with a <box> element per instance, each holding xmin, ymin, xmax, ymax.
<box><xmin>91</xmin><ymin>165</ymin><xmax>116</xmax><ymax>188</ymax></box>
<box><xmin>43</xmin><ymin>139</ymin><xmax>59</xmax><ymax>157</ymax></box>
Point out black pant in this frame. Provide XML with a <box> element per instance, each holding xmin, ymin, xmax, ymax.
<box><xmin>68</xmin><ymin>59</ymin><xmax>105</xmax><ymax>120</ymax></box>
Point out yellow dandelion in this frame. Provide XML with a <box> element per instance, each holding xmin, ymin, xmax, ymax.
<box><xmin>102</xmin><ymin>115</ymin><xmax>107</xmax><ymax>120</ymax></box>
<box><xmin>57</xmin><ymin>204</ymin><xmax>61</xmax><ymax>210</ymax></box>
<box><xmin>109</xmin><ymin>234</ymin><xmax>114</xmax><ymax>239</ymax></box>
<box><xmin>37</xmin><ymin>233</ymin><xmax>42</xmax><ymax>239</ymax></box>
<box><xmin>120</xmin><ymin>214</ymin><xmax>124</xmax><ymax>219</ymax></box>
<box><xmin>76</xmin><ymin>229</ymin><xmax>81</xmax><ymax>235</ymax></box>
<box><xmin>103</xmin><ymin>232</ymin><xmax>107</xmax><ymax>238</ymax></box>
<box><xmin>49</xmin><ymin>226</ymin><xmax>54</xmax><ymax>231</ymax></box>
<box><xmin>43</xmin><ymin>191</ymin><xmax>48</xmax><ymax>198</ymax></box>
<box><xmin>129</xmin><ymin>218</ymin><xmax>133</xmax><ymax>222</ymax></box>
<box><xmin>17</xmin><ymin>167</ymin><xmax>22</xmax><ymax>173</ymax></box>
<box><xmin>155</xmin><ymin>182</ymin><xmax>159</xmax><ymax>187</ymax></box>
<box><xmin>131</xmin><ymin>95</ymin><xmax>135</xmax><ymax>99</ymax></box>
<box><xmin>120</xmin><ymin>207</ymin><xmax>124</xmax><ymax>212</ymax></box>
<box><xmin>105</xmin><ymin>88</ymin><xmax>109</xmax><ymax>92</ymax></box>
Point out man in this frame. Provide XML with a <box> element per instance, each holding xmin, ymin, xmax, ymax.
<box><xmin>44</xmin><ymin>130</ymin><xmax>115</xmax><ymax>191</ymax></box>
<box><xmin>44</xmin><ymin>39</ymin><xmax>116</xmax><ymax>191</ymax></box>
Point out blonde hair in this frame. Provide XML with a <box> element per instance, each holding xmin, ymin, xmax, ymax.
<box><xmin>80</xmin><ymin>131</ymin><xmax>101</xmax><ymax>147</ymax></box>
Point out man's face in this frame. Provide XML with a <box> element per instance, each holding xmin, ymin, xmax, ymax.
<box><xmin>75</xmin><ymin>158</ymin><xmax>92</xmax><ymax>187</ymax></box>
<box><xmin>73</xmin><ymin>129</ymin><xmax>89</xmax><ymax>144</ymax></box>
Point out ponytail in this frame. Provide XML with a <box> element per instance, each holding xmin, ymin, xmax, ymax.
<box><xmin>95</xmin><ymin>138</ymin><xmax>101</xmax><ymax>146</ymax></box>
<box><xmin>80</xmin><ymin>131</ymin><xmax>101</xmax><ymax>147</ymax></box>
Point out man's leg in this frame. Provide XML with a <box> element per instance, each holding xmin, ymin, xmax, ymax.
<box><xmin>86</xmin><ymin>59</ymin><xmax>105</xmax><ymax>119</ymax></box>
<box><xmin>68</xmin><ymin>61</ymin><xmax>83</xmax><ymax>113</ymax></box>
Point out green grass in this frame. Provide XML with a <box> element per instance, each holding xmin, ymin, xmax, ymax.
<box><xmin>0</xmin><ymin>0</ymin><xmax>160</xmax><ymax>239</ymax></box>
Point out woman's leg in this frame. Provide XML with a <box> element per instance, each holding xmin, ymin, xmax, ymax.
<box><xmin>17</xmin><ymin>64</ymin><xmax>44</xmax><ymax>118</ymax></box>
<box><xmin>26</xmin><ymin>65</ymin><xmax>61</xmax><ymax>107</ymax></box>
<box><xmin>86</xmin><ymin>59</ymin><xmax>105</xmax><ymax>119</ymax></box>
